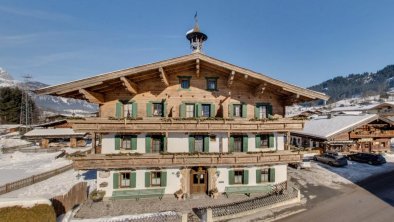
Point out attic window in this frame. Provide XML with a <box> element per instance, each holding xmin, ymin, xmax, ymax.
<box><xmin>178</xmin><ymin>76</ymin><xmax>191</xmax><ymax>89</ymax></box>
<box><xmin>206</xmin><ymin>77</ymin><xmax>218</xmax><ymax>91</ymax></box>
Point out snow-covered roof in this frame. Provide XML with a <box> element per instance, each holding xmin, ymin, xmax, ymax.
<box><xmin>24</xmin><ymin>128</ymin><xmax>85</xmax><ymax>137</ymax></box>
<box><xmin>293</xmin><ymin>114</ymin><xmax>378</xmax><ymax>139</ymax></box>
<box><xmin>331</xmin><ymin>102</ymin><xmax>394</xmax><ymax>112</ymax></box>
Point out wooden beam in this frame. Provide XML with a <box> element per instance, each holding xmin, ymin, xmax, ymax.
<box><xmin>254</xmin><ymin>82</ymin><xmax>267</xmax><ymax>96</ymax></box>
<box><xmin>244</xmin><ymin>74</ymin><xmax>248</xmax><ymax>79</ymax></box>
<box><xmin>79</xmin><ymin>89</ymin><xmax>104</xmax><ymax>104</ymax></box>
<box><xmin>227</xmin><ymin>71</ymin><xmax>235</xmax><ymax>88</ymax></box>
<box><xmin>120</xmin><ymin>77</ymin><xmax>139</xmax><ymax>94</ymax></box>
<box><xmin>196</xmin><ymin>58</ymin><xmax>200</xmax><ymax>78</ymax></box>
<box><xmin>158</xmin><ymin>67</ymin><xmax>169</xmax><ymax>87</ymax></box>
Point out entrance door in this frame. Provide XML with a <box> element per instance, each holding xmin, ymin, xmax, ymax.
<box><xmin>190</xmin><ymin>167</ymin><xmax>207</xmax><ymax>194</ymax></box>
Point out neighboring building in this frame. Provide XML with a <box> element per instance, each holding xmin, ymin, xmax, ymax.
<box><xmin>24</xmin><ymin>128</ymin><xmax>87</xmax><ymax>148</ymax></box>
<box><xmin>330</xmin><ymin>102</ymin><xmax>394</xmax><ymax>116</ymax></box>
<box><xmin>36</xmin><ymin>21</ymin><xmax>327</xmax><ymax>199</ymax></box>
<box><xmin>291</xmin><ymin>114</ymin><xmax>394</xmax><ymax>153</ymax></box>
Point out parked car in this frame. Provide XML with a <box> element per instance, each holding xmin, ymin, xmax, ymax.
<box><xmin>346</xmin><ymin>153</ymin><xmax>386</xmax><ymax>165</ymax></box>
<box><xmin>313</xmin><ymin>152</ymin><xmax>348</xmax><ymax>167</ymax></box>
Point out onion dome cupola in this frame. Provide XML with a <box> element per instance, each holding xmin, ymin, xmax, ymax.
<box><xmin>186</xmin><ymin>13</ymin><xmax>208</xmax><ymax>53</ymax></box>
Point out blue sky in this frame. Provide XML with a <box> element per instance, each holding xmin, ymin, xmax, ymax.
<box><xmin>1</xmin><ymin>0</ymin><xmax>394</xmax><ymax>87</ymax></box>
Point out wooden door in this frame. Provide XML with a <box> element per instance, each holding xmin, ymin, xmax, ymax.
<box><xmin>190</xmin><ymin>168</ymin><xmax>207</xmax><ymax>194</ymax></box>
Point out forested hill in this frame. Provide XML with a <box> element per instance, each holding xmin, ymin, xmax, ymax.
<box><xmin>308</xmin><ymin>65</ymin><xmax>394</xmax><ymax>103</ymax></box>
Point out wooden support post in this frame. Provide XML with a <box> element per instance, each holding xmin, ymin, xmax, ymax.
<box><xmin>91</xmin><ymin>132</ymin><xmax>96</xmax><ymax>154</ymax></box>
<box><xmin>120</xmin><ymin>76</ymin><xmax>139</xmax><ymax>94</ymax></box>
<box><xmin>70</xmin><ymin>137</ymin><xmax>77</xmax><ymax>148</ymax></box>
<box><xmin>41</xmin><ymin>138</ymin><xmax>49</xmax><ymax>149</ymax></box>
<box><xmin>286</xmin><ymin>131</ymin><xmax>291</xmax><ymax>150</ymax></box>
<box><xmin>227</xmin><ymin>70</ymin><xmax>235</xmax><ymax>88</ymax></box>
<box><xmin>79</xmin><ymin>89</ymin><xmax>105</xmax><ymax>104</ymax></box>
<box><xmin>158</xmin><ymin>67</ymin><xmax>169</xmax><ymax>86</ymax></box>
<box><xmin>196</xmin><ymin>58</ymin><xmax>200</xmax><ymax>78</ymax></box>
<box><xmin>244</xmin><ymin>74</ymin><xmax>248</xmax><ymax>79</ymax></box>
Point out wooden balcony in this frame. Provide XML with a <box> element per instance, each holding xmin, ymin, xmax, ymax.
<box><xmin>71</xmin><ymin>151</ymin><xmax>301</xmax><ymax>170</ymax></box>
<box><xmin>349</xmin><ymin>130</ymin><xmax>394</xmax><ymax>139</ymax></box>
<box><xmin>69</xmin><ymin>118</ymin><xmax>304</xmax><ymax>133</ymax></box>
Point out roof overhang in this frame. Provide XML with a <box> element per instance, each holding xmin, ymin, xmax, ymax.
<box><xmin>35</xmin><ymin>53</ymin><xmax>329</xmax><ymax>103</ymax></box>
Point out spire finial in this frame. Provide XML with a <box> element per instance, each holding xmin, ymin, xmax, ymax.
<box><xmin>186</xmin><ymin>13</ymin><xmax>208</xmax><ymax>53</ymax></box>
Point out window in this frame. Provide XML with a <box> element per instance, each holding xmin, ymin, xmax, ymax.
<box><xmin>123</xmin><ymin>103</ymin><xmax>133</xmax><ymax>118</ymax></box>
<box><xmin>121</xmin><ymin>135</ymin><xmax>132</xmax><ymax>149</ymax></box>
<box><xmin>151</xmin><ymin>172</ymin><xmax>161</xmax><ymax>187</ymax></box>
<box><xmin>194</xmin><ymin>136</ymin><xmax>204</xmax><ymax>152</ymax></box>
<box><xmin>257</xmin><ymin>105</ymin><xmax>267</xmax><ymax>119</ymax></box>
<box><xmin>234</xmin><ymin>170</ymin><xmax>244</xmax><ymax>184</ymax></box>
<box><xmin>260</xmin><ymin>169</ymin><xmax>269</xmax><ymax>182</ymax></box>
<box><xmin>206</xmin><ymin>78</ymin><xmax>217</xmax><ymax>91</ymax></box>
<box><xmin>152</xmin><ymin>103</ymin><xmax>163</xmax><ymax>117</ymax></box>
<box><xmin>202</xmin><ymin>104</ymin><xmax>211</xmax><ymax>117</ymax></box>
<box><xmin>234</xmin><ymin>136</ymin><xmax>243</xmax><ymax>152</ymax></box>
<box><xmin>120</xmin><ymin>172</ymin><xmax>131</xmax><ymax>188</ymax></box>
<box><xmin>257</xmin><ymin>134</ymin><xmax>269</xmax><ymax>148</ymax></box>
<box><xmin>186</xmin><ymin>104</ymin><xmax>195</xmax><ymax>118</ymax></box>
<box><xmin>233</xmin><ymin>104</ymin><xmax>242</xmax><ymax>117</ymax></box>
<box><xmin>179</xmin><ymin>77</ymin><xmax>191</xmax><ymax>89</ymax></box>
<box><xmin>151</xmin><ymin>136</ymin><xmax>163</xmax><ymax>153</ymax></box>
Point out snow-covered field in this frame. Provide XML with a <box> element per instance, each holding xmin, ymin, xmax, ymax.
<box><xmin>0</xmin><ymin>151</ymin><xmax>71</xmax><ymax>185</ymax></box>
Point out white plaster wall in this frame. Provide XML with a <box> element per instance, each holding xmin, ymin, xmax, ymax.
<box><xmin>214</xmin><ymin>165</ymin><xmax>287</xmax><ymax>193</ymax></box>
<box><xmin>101</xmin><ymin>133</ymin><xmax>146</xmax><ymax>154</ymax></box>
<box><xmin>101</xmin><ymin>133</ymin><xmax>115</xmax><ymax>154</ymax></box>
<box><xmin>276</xmin><ymin>133</ymin><xmax>285</xmax><ymax>151</ymax></box>
<box><xmin>167</xmin><ymin>133</ymin><xmax>189</xmax><ymax>152</ymax></box>
<box><xmin>98</xmin><ymin>168</ymin><xmax>182</xmax><ymax>197</ymax></box>
<box><xmin>211</xmin><ymin>133</ymin><xmax>228</xmax><ymax>153</ymax></box>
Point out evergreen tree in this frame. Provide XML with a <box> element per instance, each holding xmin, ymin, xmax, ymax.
<box><xmin>0</xmin><ymin>87</ymin><xmax>38</xmax><ymax>124</ymax></box>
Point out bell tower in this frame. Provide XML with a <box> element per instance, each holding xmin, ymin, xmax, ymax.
<box><xmin>186</xmin><ymin>13</ymin><xmax>208</xmax><ymax>53</ymax></box>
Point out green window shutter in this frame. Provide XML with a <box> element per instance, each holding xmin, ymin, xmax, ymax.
<box><xmin>242</xmin><ymin>135</ymin><xmax>248</xmax><ymax>152</ymax></box>
<box><xmin>267</xmin><ymin>104</ymin><xmax>273</xmax><ymax>115</ymax></box>
<box><xmin>115</xmin><ymin>135</ymin><xmax>121</xmax><ymax>150</ymax></box>
<box><xmin>146</xmin><ymin>102</ymin><xmax>152</xmax><ymax>117</ymax></box>
<box><xmin>204</xmin><ymin>136</ymin><xmax>210</xmax><ymax>152</ymax></box>
<box><xmin>241</xmin><ymin>104</ymin><xmax>247</xmax><ymax>118</ymax></box>
<box><xmin>210</xmin><ymin>104</ymin><xmax>215</xmax><ymax>117</ymax></box>
<box><xmin>189</xmin><ymin>136</ymin><xmax>195</xmax><ymax>152</ymax></box>
<box><xmin>132</xmin><ymin>102</ymin><xmax>138</xmax><ymax>118</ymax></box>
<box><xmin>130</xmin><ymin>172</ymin><xmax>136</xmax><ymax>188</ymax></box>
<box><xmin>145</xmin><ymin>135</ymin><xmax>151</xmax><ymax>153</ymax></box>
<box><xmin>228</xmin><ymin>136</ymin><xmax>234</xmax><ymax>152</ymax></box>
<box><xmin>179</xmin><ymin>103</ymin><xmax>186</xmax><ymax>118</ymax></box>
<box><xmin>113</xmin><ymin>173</ymin><xmax>119</xmax><ymax>189</ymax></box>
<box><xmin>145</xmin><ymin>172</ymin><xmax>151</xmax><ymax>187</ymax></box>
<box><xmin>229</xmin><ymin>170</ymin><xmax>235</xmax><ymax>185</ymax></box>
<box><xmin>131</xmin><ymin>135</ymin><xmax>137</xmax><ymax>150</ymax></box>
<box><xmin>269</xmin><ymin>134</ymin><xmax>275</xmax><ymax>148</ymax></box>
<box><xmin>163</xmin><ymin>101</ymin><xmax>167</xmax><ymax>117</ymax></box>
<box><xmin>255</xmin><ymin>135</ymin><xmax>261</xmax><ymax>149</ymax></box>
<box><xmin>243</xmin><ymin>169</ymin><xmax>249</xmax><ymax>184</ymax></box>
<box><xmin>163</xmin><ymin>136</ymin><xmax>167</xmax><ymax>152</ymax></box>
<box><xmin>269</xmin><ymin>168</ymin><xmax>275</xmax><ymax>182</ymax></box>
<box><xmin>195</xmin><ymin>103</ymin><xmax>201</xmax><ymax>117</ymax></box>
<box><xmin>254</xmin><ymin>105</ymin><xmax>259</xmax><ymax>119</ymax></box>
<box><xmin>160</xmin><ymin>171</ymin><xmax>167</xmax><ymax>187</ymax></box>
<box><xmin>228</xmin><ymin>104</ymin><xmax>233</xmax><ymax>118</ymax></box>
<box><xmin>256</xmin><ymin>169</ymin><xmax>262</xmax><ymax>183</ymax></box>
<box><xmin>115</xmin><ymin>102</ymin><xmax>122</xmax><ymax>118</ymax></box>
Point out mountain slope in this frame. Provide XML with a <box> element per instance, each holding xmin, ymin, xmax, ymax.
<box><xmin>0</xmin><ymin>67</ymin><xmax>98</xmax><ymax>116</ymax></box>
<box><xmin>308</xmin><ymin>65</ymin><xmax>394</xmax><ymax>103</ymax></box>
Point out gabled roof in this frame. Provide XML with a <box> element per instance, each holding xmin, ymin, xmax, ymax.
<box><xmin>36</xmin><ymin>53</ymin><xmax>329</xmax><ymax>103</ymax></box>
<box><xmin>292</xmin><ymin>114</ymin><xmax>383</xmax><ymax>140</ymax></box>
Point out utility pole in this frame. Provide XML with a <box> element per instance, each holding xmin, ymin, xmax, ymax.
<box><xmin>20</xmin><ymin>74</ymin><xmax>33</xmax><ymax>133</ymax></box>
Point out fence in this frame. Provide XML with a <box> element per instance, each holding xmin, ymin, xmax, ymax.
<box><xmin>50</xmin><ymin>182</ymin><xmax>88</xmax><ymax>217</ymax></box>
<box><xmin>0</xmin><ymin>164</ymin><xmax>73</xmax><ymax>195</ymax></box>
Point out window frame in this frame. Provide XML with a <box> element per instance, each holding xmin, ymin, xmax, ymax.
<box><xmin>257</xmin><ymin>134</ymin><xmax>269</xmax><ymax>148</ymax></box>
<box><xmin>234</xmin><ymin>170</ymin><xmax>244</xmax><ymax>184</ymax></box>
<box><xmin>122</xmin><ymin>103</ymin><xmax>133</xmax><ymax>118</ymax></box>
<box><xmin>260</xmin><ymin>168</ymin><xmax>270</xmax><ymax>183</ymax></box>
<box><xmin>185</xmin><ymin>103</ymin><xmax>195</xmax><ymax>118</ymax></box>
<box><xmin>151</xmin><ymin>136</ymin><xmax>163</xmax><ymax>153</ymax></box>
<box><xmin>152</xmin><ymin>102</ymin><xmax>163</xmax><ymax>117</ymax></box>
<box><xmin>150</xmin><ymin>171</ymin><xmax>161</xmax><ymax>187</ymax></box>
<box><xmin>178</xmin><ymin>76</ymin><xmax>192</xmax><ymax>90</ymax></box>
<box><xmin>119</xmin><ymin>172</ymin><xmax>131</xmax><ymax>188</ymax></box>
<box><xmin>201</xmin><ymin>104</ymin><xmax>211</xmax><ymax>117</ymax></box>
<box><xmin>257</xmin><ymin>105</ymin><xmax>267</xmax><ymax>119</ymax></box>
<box><xmin>120</xmin><ymin>135</ymin><xmax>133</xmax><ymax>150</ymax></box>
<box><xmin>206</xmin><ymin>77</ymin><xmax>218</xmax><ymax>91</ymax></box>
<box><xmin>233</xmin><ymin>104</ymin><xmax>242</xmax><ymax>117</ymax></box>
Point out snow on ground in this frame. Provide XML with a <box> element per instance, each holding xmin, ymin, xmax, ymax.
<box><xmin>0</xmin><ymin>197</ymin><xmax>51</xmax><ymax>208</ymax></box>
<box><xmin>0</xmin><ymin>137</ymin><xmax>31</xmax><ymax>149</ymax></box>
<box><xmin>291</xmin><ymin>153</ymin><xmax>394</xmax><ymax>189</ymax></box>
<box><xmin>62</xmin><ymin>146</ymin><xmax>92</xmax><ymax>154</ymax></box>
<box><xmin>71</xmin><ymin>211</ymin><xmax>178</xmax><ymax>222</ymax></box>
<box><xmin>0</xmin><ymin>151</ymin><xmax>71</xmax><ymax>185</ymax></box>
<box><xmin>1</xmin><ymin>169</ymin><xmax>96</xmax><ymax>199</ymax></box>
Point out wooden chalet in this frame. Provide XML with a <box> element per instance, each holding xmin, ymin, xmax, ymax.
<box><xmin>291</xmin><ymin>114</ymin><xmax>394</xmax><ymax>153</ymax></box>
<box><xmin>36</xmin><ymin>20</ymin><xmax>327</xmax><ymax>199</ymax></box>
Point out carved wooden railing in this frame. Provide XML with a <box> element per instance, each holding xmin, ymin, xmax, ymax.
<box><xmin>71</xmin><ymin>151</ymin><xmax>301</xmax><ymax>170</ymax></box>
<box><xmin>69</xmin><ymin>118</ymin><xmax>305</xmax><ymax>133</ymax></box>
<box><xmin>349</xmin><ymin>130</ymin><xmax>394</xmax><ymax>138</ymax></box>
